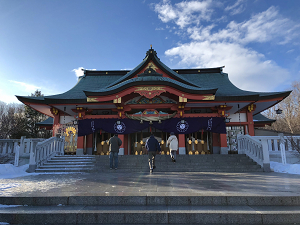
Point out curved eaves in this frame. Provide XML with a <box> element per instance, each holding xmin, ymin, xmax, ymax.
<box><xmin>84</xmin><ymin>76</ymin><xmax>217</xmax><ymax>96</ymax></box>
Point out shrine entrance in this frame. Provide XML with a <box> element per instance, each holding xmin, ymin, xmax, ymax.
<box><xmin>129</xmin><ymin>128</ymin><xmax>170</xmax><ymax>155</ymax></box>
<box><xmin>185</xmin><ymin>131</ymin><xmax>213</xmax><ymax>155</ymax></box>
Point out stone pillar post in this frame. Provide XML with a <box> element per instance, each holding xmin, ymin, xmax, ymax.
<box><xmin>27</xmin><ymin>141</ymin><xmax>38</xmax><ymax>173</ymax></box>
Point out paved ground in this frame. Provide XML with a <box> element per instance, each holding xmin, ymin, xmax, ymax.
<box><xmin>1</xmin><ymin>170</ymin><xmax>300</xmax><ymax>197</ymax></box>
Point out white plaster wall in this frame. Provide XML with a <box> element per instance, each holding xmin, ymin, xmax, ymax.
<box><xmin>59</xmin><ymin>116</ymin><xmax>74</xmax><ymax>124</ymax></box>
<box><xmin>229</xmin><ymin>113</ymin><xmax>247</xmax><ymax>122</ymax></box>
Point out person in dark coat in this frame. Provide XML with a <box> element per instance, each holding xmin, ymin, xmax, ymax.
<box><xmin>108</xmin><ymin>134</ymin><xmax>122</xmax><ymax>170</ymax></box>
<box><xmin>145</xmin><ymin>134</ymin><xmax>161</xmax><ymax>173</ymax></box>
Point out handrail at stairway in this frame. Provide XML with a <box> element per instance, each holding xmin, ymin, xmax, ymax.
<box><xmin>237</xmin><ymin>134</ymin><xmax>271</xmax><ymax>172</ymax></box>
<box><xmin>27</xmin><ymin>136</ymin><xmax>65</xmax><ymax>173</ymax></box>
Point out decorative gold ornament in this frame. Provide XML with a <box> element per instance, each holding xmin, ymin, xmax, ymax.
<box><xmin>202</xmin><ymin>95</ymin><xmax>215</xmax><ymax>100</ymax></box>
<box><xmin>66</xmin><ymin>127</ymin><xmax>76</xmax><ymax>136</ymax></box>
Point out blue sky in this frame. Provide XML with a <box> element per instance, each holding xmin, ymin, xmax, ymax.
<box><xmin>0</xmin><ymin>0</ymin><xmax>299</xmax><ymax>104</ymax></box>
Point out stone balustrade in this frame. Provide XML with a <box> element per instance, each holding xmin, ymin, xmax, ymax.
<box><xmin>237</xmin><ymin>134</ymin><xmax>271</xmax><ymax>172</ymax></box>
<box><xmin>28</xmin><ymin>136</ymin><xmax>65</xmax><ymax>172</ymax></box>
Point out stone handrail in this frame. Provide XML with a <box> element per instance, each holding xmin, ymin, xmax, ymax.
<box><xmin>0</xmin><ymin>139</ymin><xmax>20</xmax><ymax>154</ymax></box>
<box><xmin>28</xmin><ymin>136</ymin><xmax>65</xmax><ymax>172</ymax></box>
<box><xmin>254</xmin><ymin>136</ymin><xmax>300</xmax><ymax>152</ymax></box>
<box><xmin>0</xmin><ymin>137</ymin><xmax>45</xmax><ymax>166</ymax></box>
<box><xmin>237</xmin><ymin>134</ymin><xmax>270</xmax><ymax>172</ymax></box>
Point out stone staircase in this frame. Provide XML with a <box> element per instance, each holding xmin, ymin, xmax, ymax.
<box><xmin>35</xmin><ymin>155</ymin><xmax>96</xmax><ymax>173</ymax></box>
<box><xmin>93</xmin><ymin>154</ymin><xmax>263</xmax><ymax>172</ymax></box>
<box><xmin>1</xmin><ymin>195</ymin><xmax>300</xmax><ymax>224</ymax></box>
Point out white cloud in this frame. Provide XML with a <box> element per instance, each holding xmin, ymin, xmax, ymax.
<box><xmin>165</xmin><ymin>41</ymin><xmax>290</xmax><ymax>91</ymax></box>
<box><xmin>154</xmin><ymin>0</ymin><xmax>214</xmax><ymax>28</ymax></box>
<box><xmin>152</xmin><ymin>1</ymin><xmax>300</xmax><ymax>92</ymax></box>
<box><xmin>9</xmin><ymin>80</ymin><xmax>41</xmax><ymax>93</ymax></box>
<box><xmin>187</xmin><ymin>7</ymin><xmax>299</xmax><ymax>45</ymax></box>
<box><xmin>225</xmin><ymin>0</ymin><xmax>246</xmax><ymax>15</ymax></box>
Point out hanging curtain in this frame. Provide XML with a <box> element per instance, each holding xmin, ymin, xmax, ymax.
<box><xmin>78</xmin><ymin>117</ymin><xmax>226</xmax><ymax>137</ymax></box>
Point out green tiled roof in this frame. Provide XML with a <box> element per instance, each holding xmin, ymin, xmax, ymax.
<box><xmin>36</xmin><ymin>117</ymin><xmax>54</xmax><ymax>126</ymax></box>
<box><xmin>16</xmin><ymin>47</ymin><xmax>291</xmax><ymax>104</ymax></box>
<box><xmin>253</xmin><ymin>113</ymin><xmax>276</xmax><ymax>123</ymax></box>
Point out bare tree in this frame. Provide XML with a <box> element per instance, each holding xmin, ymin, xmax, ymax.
<box><xmin>263</xmin><ymin>80</ymin><xmax>300</xmax><ymax>134</ymax></box>
<box><xmin>0</xmin><ymin>102</ymin><xmax>27</xmax><ymax>139</ymax></box>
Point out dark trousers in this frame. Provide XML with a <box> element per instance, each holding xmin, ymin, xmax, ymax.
<box><xmin>148</xmin><ymin>151</ymin><xmax>156</xmax><ymax>169</ymax></box>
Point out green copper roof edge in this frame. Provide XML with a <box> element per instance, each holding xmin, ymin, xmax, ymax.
<box><xmin>84</xmin><ymin>79</ymin><xmax>218</xmax><ymax>96</ymax></box>
<box><xmin>86</xmin><ymin>76</ymin><xmax>212</xmax><ymax>92</ymax></box>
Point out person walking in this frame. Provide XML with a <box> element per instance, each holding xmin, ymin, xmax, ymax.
<box><xmin>108</xmin><ymin>134</ymin><xmax>122</xmax><ymax>170</ymax></box>
<box><xmin>145</xmin><ymin>134</ymin><xmax>161</xmax><ymax>173</ymax></box>
<box><xmin>167</xmin><ymin>132</ymin><xmax>178</xmax><ymax>162</ymax></box>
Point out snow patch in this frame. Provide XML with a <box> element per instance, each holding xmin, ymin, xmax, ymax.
<box><xmin>270</xmin><ymin>161</ymin><xmax>300</xmax><ymax>175</ymax></box>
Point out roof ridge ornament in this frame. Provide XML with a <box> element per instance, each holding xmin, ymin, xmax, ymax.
<box><xmin>145</xmin><ymin>46</ymin><xmax>159</xmax><ymax>59</ymax></box>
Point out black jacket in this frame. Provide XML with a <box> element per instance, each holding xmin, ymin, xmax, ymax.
<box><xmin>109</xmin><ymin>135</ymin><xmax>122</xmax><ymax>153</ymax></box>
<box><xmin>145</xmin><ymin>135</ymin><xmax>161</xmax><ymax>152</ymax></box>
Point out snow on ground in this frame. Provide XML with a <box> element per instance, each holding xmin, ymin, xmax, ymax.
<box><xmin>0</xmin><ymin>164</ymin><xmax>36</xmax><ymax>179</ymax></box>
<box><xmin>270</xmin><ymin>161</ymin><xmax>300</xmax><ymax>175</ymax></box>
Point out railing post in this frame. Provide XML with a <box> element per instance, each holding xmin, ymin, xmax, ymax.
<box><xmin>27</xmin><ymin>140</ymin><xmax>38</xmax><ymax>173</ymax></box>
<box><xmin>14</xmin><ymin>142</ymin><xmax>20</xmax><ymax>167</ymax></box>
<box><xmin>61</xmin><ymin>136</ymin><xmax>65</xmax><ymax>155</ymax></box>
<box><xmin>19</xmin><ymin>136</ymin><xmax>26</xmax><ymax>156</ymax></box>
<box><xmin>237</xmin><ymin>134</ymin><xmax>244</xmax><ymax>154</ymax></box>
<box><xmin>279</xmin><ymin>133</ymin><xmax>286</xmax><ymax>165</ymax></box>
<box><xmin>261</xmin><ymin>139</ymin><xmax>271</xmax><ymax>172</ymax></box>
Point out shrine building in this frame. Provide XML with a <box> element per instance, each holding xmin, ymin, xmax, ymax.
<box><xmin>17</xmin><ymin>47</ymin><xmax>291</xmax><ymax>156</ymax></box>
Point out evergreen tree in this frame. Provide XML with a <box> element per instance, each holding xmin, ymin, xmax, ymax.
<box><xmin>24</xmin><ymin>90</ymin><xmax>51</xmax><ymax>138</ymax></box>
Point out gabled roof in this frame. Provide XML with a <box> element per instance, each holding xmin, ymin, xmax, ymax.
<box><xmin>16</xmin><ymin>47</ymin><xmax>291</xmax><ymax>108</ymax></box>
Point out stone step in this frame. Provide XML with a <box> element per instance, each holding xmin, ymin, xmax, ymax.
<box><xmin>35</xmin><ymin>168</ymin><xmax>94</xmax><ymax>173</ymax></box>
<box><xmin>43</xmin><ymin>162</ymin><xmax>94</xmax><ymax>165</ymax></box>
<box><xmin>39</xmin><ymin>165</ymin><xmax>94</xmax><ymax>169</ymax></box>
<box><xmin>1</xmin><ymin>205</ymin><xmax>300</xmax><ymax>224</ymax></box>
<box><xmin>1</xmin><ymin>195</ymin><xmax>300</xmax><ymax>206</ymax></box>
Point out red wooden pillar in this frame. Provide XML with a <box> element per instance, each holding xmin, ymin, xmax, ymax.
<box><xmin>86</xmin><ymin>133</ymin><xmax>93</xmax><ymax>155</ymax></box>
<box><xmin>246</xmin><ymin>111</ymin><xmax>255</xmax><ymax>136</ymax></box>
<box><xmin>118</xmin><ymin>134</ymin><xmax>125</xmax><ymax>155</ymax></box>
<box><xmin>178</xmin><ymin>134</ymin><xmax>186</xmax><ymax>154</ymax></box>
<box><xmin>212</xmin><ymin>133</ymin><xmax>219</xmax><ymax>154</ymax></box>
<box><xmin>52</xmin><ymin>114</ymin><xmax>60</xmax><ymax>137</ymax></box>
<box><xmin>123</xmin><ymin>134</ymin><xmax>128</xmax><ymax>155</ymax></box>
<box><xmin>77</xmin><ymin>136</ymin><xmax>84</xmax><ymax>155</ymax></box>
<box><xmin>220</xmin><ymin>133</ymin><xmax>228</xmax><ymax>154</ymax></box>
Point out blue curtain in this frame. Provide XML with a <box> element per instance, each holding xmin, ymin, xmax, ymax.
<box><xmin>78</xmin><ymin>117</ymin><xmax>226</xmax><ymax>136</ymax></box>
